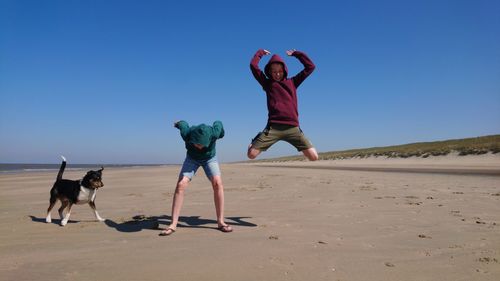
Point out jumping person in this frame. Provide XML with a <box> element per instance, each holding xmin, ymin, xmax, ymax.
<box><xmin>248</xmin><ymin>49</ymin><xmax>319</xmax><ymax>161</ymax></box>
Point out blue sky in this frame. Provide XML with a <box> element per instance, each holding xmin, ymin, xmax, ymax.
<box><xmin>1</xmin><ymin>0</ymin><xmax>499</xmax><ymax>164</ymax></box>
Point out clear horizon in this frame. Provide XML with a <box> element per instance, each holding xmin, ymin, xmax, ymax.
<box><xmin>1</xmin><ymin>133</ymin><xmax>498</xmax><ymax>165</ymax></box>
<box><xmin>1</xmin><ymin>0</ymin><xmax>499</xmax><ymax>164</ymax></box>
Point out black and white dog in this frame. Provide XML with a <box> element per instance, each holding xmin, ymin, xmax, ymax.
<box><xmin>46</xmin><ymin>156</ymin><xmax>105</xmax><ymax>226</ymax></box>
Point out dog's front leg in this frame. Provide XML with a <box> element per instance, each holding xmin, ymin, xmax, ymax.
<box><xmin>89</xmin><ymin>201</ymin><xmax>105</xmax><ymax>222</ymax></box>
<box><xmin>60</xmin><ymin>203</ymin><xmax>73</xmax><ymax>226</ymax></box>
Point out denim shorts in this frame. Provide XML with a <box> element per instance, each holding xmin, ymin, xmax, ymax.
<box><xmin>179</xmin><ymin>155</ymin><xmax>221</xmax><ymax>180</ymax></box>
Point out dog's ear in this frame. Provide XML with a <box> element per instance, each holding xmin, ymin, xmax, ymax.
<box><xmin>99</xmin><ymin>166</ymin><xmax>104</xmax><ymax>172</ymax></box>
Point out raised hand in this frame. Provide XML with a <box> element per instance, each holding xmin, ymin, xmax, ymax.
<box><xmin>263</xmin><ymin>49</ymin><xmax>271</xmax><ymax>55</ymax></box>
<box><xmin>286</xmin><ymin>49</ymin><xmax>297</xmax><ymax>56</ymax></box>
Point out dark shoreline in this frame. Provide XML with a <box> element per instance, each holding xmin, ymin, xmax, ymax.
<box><xmin>0</xmin><ymin>164</ymin><xmax>176</xmax><ymax>174</ymax></box>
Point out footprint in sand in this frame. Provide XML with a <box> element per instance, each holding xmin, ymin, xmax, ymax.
<box><xmin>127</xmin><ymin>193</ymin><xmax>143</xmax><ymax>197</ymax></box>
<box><xmin>478</xmin><ymin>257</ymin><xmax>498</xmax><ymax>263</ymax></box>
<box><xmin>359</xmin><ymin>185</ymin><xmax>377</xmax><ymax>191</ymax></box>
<box><xmin>255</xmin><ymin>182</ymin><xmax>272</xmax><ymax>190</ymax></box>
<box><xmin>406</xmin><ymin>201</ymin><xmax>423</xmax><ymax>206</ymax></box>
<box><xmin>418</xmin><ymin>250</ymin><xmax>432</xmax><ymax>256</ymax></box>
<box><xmin>404</xmin><ymin>196</ymin><xmax>422</xmax><ymax>205</ymax></box>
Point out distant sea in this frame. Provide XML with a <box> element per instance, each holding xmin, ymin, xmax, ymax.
<box><xmin>0</xmin><ymin>163</ymin><xmax>168</xmax><ymax>174</ymax></box>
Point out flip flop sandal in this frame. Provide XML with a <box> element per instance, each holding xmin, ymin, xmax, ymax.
<box><xmin>217</xmin><ymin>225</ymin><xmax>233</xmax><ymax>233</ymax></box>
<box><xmin>159</xmin><ymin>227</ymin><xmax>176</xmax><ymax>236</ymax></box>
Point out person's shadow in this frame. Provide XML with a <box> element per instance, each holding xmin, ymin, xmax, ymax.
<box><xmin>29</xmin><ymin>214</ymin><xmax>257</xmax><ymax>233</ymax></box>
<box><xmin>104</xmin><ymin>215</ymin><xmax>257</xmax><ymax>233</ymax></box>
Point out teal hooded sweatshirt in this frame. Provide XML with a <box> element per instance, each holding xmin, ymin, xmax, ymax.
<box><xmin>175</xmin><ymin>120</ymin><xmax>224</xmax><ymax>160</ymax></box>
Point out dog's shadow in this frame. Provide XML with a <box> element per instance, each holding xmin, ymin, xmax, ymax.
<box><xmin>105</xmin><ymin>215</ymin><xmax>258</xmax><ymax>233</ymax></box>
<box><xmin>29</xmin><ymin>215</ymin><xmax>79</xmax><ymax>225</ymax></box>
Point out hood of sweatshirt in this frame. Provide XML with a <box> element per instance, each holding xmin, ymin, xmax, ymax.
<box><xmin>189</xmin><ymin>124</ymin><xmax>212</xmax><ymax>147</ymax></box>
<box><xmin>264</xmin><ymin>54</ymin><xmax>288</xmax><ymax>80</ymax></box>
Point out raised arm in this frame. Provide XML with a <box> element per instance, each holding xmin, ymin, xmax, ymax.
<box><xmin>287</xmin><ymin>50</ymin><xmax>316</xmax><ymax>88</ymax></box>
<box><xmin>250</xmin><ymin>49</ymin><xmax>271</xmax><ymax>86</ymax></box>
<box><xmin>174</xmin><ymin>120</ymin><xmax>190</xmax><ymax>141</ymax></box>
<box><xmin>212</xmin><ymin>120</ymin><xmax>225</xmax><ymax>139</ymax></box>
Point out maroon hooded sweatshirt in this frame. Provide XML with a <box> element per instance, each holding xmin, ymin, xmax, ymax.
<box><xmin>250</xmin><ymin>49</ymin><xmax>315</xmax><ymax>127</ymax></box>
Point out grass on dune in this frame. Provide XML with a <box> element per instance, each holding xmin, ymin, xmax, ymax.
<box><xmin>254</xmin><ymin>134</ymin><xmax>500</xmax><ymax>162</ymax></box>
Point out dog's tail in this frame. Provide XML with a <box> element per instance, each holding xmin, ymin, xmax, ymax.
<box><xmin>56</xmin><ymin>156</ymin><xmax>67</xmax><ymax>181</ymax></box>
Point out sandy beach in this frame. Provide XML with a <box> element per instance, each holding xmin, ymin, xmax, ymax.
<box><xmin>1</xmin><ymin>155</ymin><xmax>499</xmax><ymax>281</ymax></box>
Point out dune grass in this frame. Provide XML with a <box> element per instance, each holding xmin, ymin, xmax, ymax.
<box><xmin>254</xmin><ymin>134</ymin><xmax>500</xmax><ymax>162</ymax></box>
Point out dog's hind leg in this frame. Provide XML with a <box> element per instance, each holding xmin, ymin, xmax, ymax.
<box><xmin>46</xmin><ymin>196</ymin><xmax>57</xmax><ymax>223</ymax></box>
<box><xmin>60</xmin><ymin>203</ymin><xmax>73</xmax><ymax>226</ymax></box>
<box><xmin>89</xmin><ymin>201</ymin><xmax>105</xmax><ymax>222</ymax></box>
<box><xmin>58</xmin><ymin>200</ymin><xmax>69</xmax><ymax>221</ymax></box>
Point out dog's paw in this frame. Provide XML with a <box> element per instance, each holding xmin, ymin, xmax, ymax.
<box><xmin>97</xmin><ymin>217</ymin><xmax>105</xmax><ymax>222</ymax></box>
<box><xmin>46</xmin><ymin>218</ymin><xmax>52</xmax><ymax>223</ymax></box>
<box><xmin>60</xmin><ymin>220</ymin><xmax>68</xmax><ymax>226</ymax></box>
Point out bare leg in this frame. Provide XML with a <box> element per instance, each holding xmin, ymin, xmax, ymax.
<box><xmin>163</xmin><ymin>176</ymin><xmax>190</xmax><ymax>234</ymax></box>
<box><xmin>210</xmin><ymin>175</ymin><xmax>225</xmax><ymax>226</ymax></box>
<box><xmin>247</xmin><ymin>144</ymin><xmax>261</xmax><ymax>159</ymax></box>
<box><xmin>210</xmin><ymin>175</ymin><xmax>232</xmax><ymax>232</ymax></box>
<box><xmin>302</xmin><ymin>147</ymin><xmax>319</xmax><ymax>161</ymax></box>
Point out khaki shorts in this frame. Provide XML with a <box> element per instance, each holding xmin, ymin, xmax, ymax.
<box><xmin>251</xmin><ymin>123</ymin><xmax>314</xmax><ymax>152</ymax></box>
